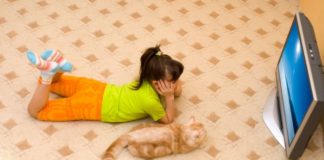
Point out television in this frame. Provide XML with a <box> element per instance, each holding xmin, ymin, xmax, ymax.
<box><xmin>263</xmin><ymin>12</ymin><xmax>324</xmax><ymax>159</ymax></box>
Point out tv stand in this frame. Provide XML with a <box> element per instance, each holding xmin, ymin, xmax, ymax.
<box><xmin>262</xmin><ymin>87</ymin><xmax>285</xmax><ymax>148</ymax></box>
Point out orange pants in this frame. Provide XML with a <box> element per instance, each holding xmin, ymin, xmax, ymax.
<box><xmin>37</xmin><ymin>75</ymin><xmax>106</xmax><ymax>121</ymax></box>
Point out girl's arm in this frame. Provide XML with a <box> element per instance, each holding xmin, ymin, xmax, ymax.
<box><xmin>155</xmin><ymin>80</ymin><xmax>176</xmax><ymax>124</ymax></box>
<box><xmin>159</xmin><ymin>95</ymin><xmax>175</xmax><ymax>124</ymax></box>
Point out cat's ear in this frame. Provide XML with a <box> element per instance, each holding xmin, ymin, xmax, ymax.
<box><xmin>186</xmin><ymin>116</ymin><xmax>196</xmax><ymax>125</ymax></box>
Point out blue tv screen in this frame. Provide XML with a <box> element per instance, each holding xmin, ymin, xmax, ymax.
<box><xmin>278</xmin><ymin>19</ymin><xmax>313</xmax><ymax>144</ymax></box>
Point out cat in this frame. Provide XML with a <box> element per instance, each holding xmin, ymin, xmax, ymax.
<box><xmin>102</xmin><ymin>117</ymin><xmax>207</xmax><ymax>160</ymax></box>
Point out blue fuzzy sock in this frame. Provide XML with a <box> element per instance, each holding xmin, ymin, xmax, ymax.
<box><xmin>27</xmin><ymin>51</ymin><xmax>59</xmax><ymax>84</ymax></box>
<box><xmin>41</xmin><ymin>49</ymin><xmax>73</xmax><ymax>72</ymax></box>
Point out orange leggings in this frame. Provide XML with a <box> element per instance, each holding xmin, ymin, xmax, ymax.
<box><xmin>37</xmin><ymin>75</ymin><xmax>106</xmax><ymax>121</ymax></box>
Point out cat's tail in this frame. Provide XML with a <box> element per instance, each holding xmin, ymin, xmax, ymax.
<box><xmin>102</xmin><ymin>135</ymin><xmax>129</xmax><ymax>160</ymax></box>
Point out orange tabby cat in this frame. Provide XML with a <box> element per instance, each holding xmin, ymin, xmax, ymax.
<box><xmin>102</xmin><ymin>117</ymin><xmax>207</xmax><ymax>160</ymax></box>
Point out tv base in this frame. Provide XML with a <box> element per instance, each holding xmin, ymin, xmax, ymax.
<box><xmin>262</xmin><ymin>87</ymin><xmax>285</xmax><ymax>148</ymax></box>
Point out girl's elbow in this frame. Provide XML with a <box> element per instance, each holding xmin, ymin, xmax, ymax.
<box><xmin>174</xmin><ymin>86</ymin><xmax>182</xmax><ymax>97</ymax></box>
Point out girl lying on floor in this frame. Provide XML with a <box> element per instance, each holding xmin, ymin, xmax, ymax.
<box><xmin>26</xmin><ymin>45</ymin><xmax>183</xmax><ymax>124</ymax></box>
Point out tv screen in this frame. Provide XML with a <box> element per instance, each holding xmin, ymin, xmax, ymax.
<box><xmin>274</xmin><ymin>12</ymin><xmax>324</xmax><ymax>159</ymax></box>
<box><xmin>277</xmin><ymin>19</ymin><xmax>313</xmax><ymax>145</ymax></box>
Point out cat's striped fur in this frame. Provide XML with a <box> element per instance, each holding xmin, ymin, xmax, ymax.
<box><xmin>102</xmin><ymin>117</ymin><xmax>207</xmax><ymax>160</ymax></box>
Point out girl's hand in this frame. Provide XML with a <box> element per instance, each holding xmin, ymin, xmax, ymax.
<box><xmin>156</xmin><ymin>80</ymin><xmax>175</xmax><ymax>98</ymax></box>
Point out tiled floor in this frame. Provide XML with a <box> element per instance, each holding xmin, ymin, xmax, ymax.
<box><xmin>0</xmin><ymin>0</ymin><xmax>323</xmax><ymax>160</ymax></box>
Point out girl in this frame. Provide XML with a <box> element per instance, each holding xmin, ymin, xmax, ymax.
<box><xmin>27</xmin><ymin>45</ymin><xmax>184</xmax><ymax>124</ymax></box>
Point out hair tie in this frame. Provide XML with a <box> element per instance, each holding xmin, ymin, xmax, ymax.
<box><xmin>156</xmin><ymin>51</ymin><xmax>163</xmax><ymax>56</ymax></box>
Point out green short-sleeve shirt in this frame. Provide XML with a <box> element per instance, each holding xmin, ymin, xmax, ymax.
<box><xmin>101</xmin><ymin>81</ymin><xmax>165</xmax><ymax>122</ymax></box>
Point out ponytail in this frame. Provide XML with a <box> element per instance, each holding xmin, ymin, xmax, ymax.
<box><xmin>133</xmin><ymin>45</ymin><xmax>161</xmax><ymax>90</ymax></box>
<box><xmin>139</xmin><ymin>45</ymin><xmax>161</xmax><ymax>76</ymax></box>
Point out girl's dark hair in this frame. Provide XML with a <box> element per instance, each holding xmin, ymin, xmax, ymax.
<box><xmin>132</xmin><ymin>45</ymin><xmax>184</xmax><ymax>90</ymax></box>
